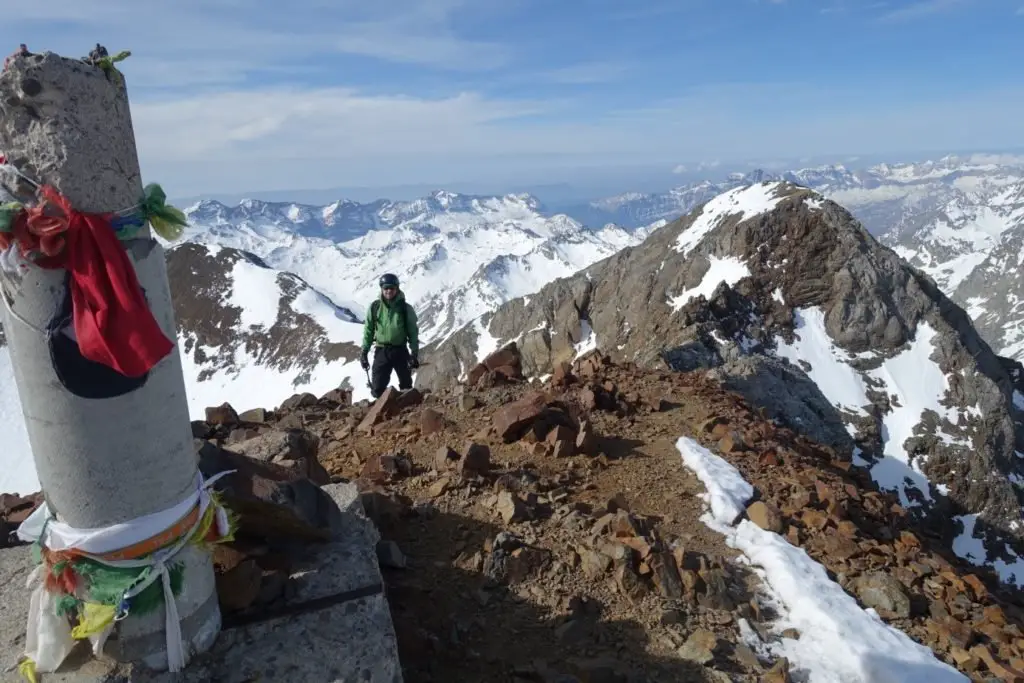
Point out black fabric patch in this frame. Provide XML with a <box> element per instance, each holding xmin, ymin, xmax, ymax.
<box><xmin>45</xmin><ymin>273</ymin><xmax>148</xmax><ymax>399</ymax></box>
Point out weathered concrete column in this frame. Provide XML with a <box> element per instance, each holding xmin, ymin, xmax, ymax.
<box><xmin>0</xmin><ymin>52</ymin><xmax>219</xmax><ymax>668</ymax></box>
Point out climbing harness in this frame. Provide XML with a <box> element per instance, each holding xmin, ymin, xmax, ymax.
<box><xmin>15</xmin><ymin>470</ymin><xmax>237</xmax><ymax>681</ymax></box>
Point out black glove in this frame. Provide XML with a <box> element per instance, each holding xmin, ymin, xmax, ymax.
<box><xmin>408</xmin><ymin>354</ymin><xmax>419</xmax><ymax>370</ymax></box>
<box><xmin>360</xmin><ymin>350</ymin><xmax>369</xmax><ymax>370</ymax></box>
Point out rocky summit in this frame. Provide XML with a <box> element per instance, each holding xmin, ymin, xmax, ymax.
<box><xmin>82</xmin><ymin>348</ymin><xmax>1024</xmax><ymax>682</ymax></box>
<box><xmin>418</xmin><ymin>181</ymin><xmax>1024</xmax><ymax>555</ymax></box>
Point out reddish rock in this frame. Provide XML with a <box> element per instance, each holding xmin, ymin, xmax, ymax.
<box><xmin>576</xmin><ymin>420</ymin><xmax>599</xmax><ymax>455</ymax></box>
<box><xmin>459</xmin><ymin>442</ymin><xmax>491</xmax><ymax>475</ymax></box>
<box><xmin>492</xmin><ymin>391</ymin><xmax>549</xmax><ymax>442</ymax></box>
<box><xmin>357</xmin><ymin>387</ymin><xmax>404</xmax><ymax>432</ymax></box>
<box><xmin>545</xmin><ymin>424</ymin><xmax>577</xmax><ymax>445</ymax></box>
<box><xmin>467</xmin><ymin>343</ymin><xmax>523</xmax><ymax>385</ymax></box>
<box><xmin>419</xmin><ymin>408</ymin><xmax>446</xmax><ymax>435</ymax></box>
<box><xmin>216</xmin><ymin>558</ymin><xmax>263</xmax><ymax>611</ymax></box>
<box><xmin>359</xmin><ymin>453</ymin><xmax>411</xmax><ymax>484</ymax></box>
<box><xmin>746</xmin><ymin>501</ymin><xmax>784</xmax><ymax>533</ymax></box>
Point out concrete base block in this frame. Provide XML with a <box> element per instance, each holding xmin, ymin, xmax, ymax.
<box><xmin>0</xmin><ymin>483</ymin><xmax>403</xmax><ymax>683</ymax></box>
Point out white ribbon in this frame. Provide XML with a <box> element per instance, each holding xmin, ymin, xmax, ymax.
<box><xmin>18</xmin><ymin>470</ymin><xmax>234</xmax><ymax>675</ymax></box>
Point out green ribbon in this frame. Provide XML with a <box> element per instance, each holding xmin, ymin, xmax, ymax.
<box><xmin>0</xmin><ymin>201</ymin><xmax>23</xmax><ymax>233</ymax></box>
<box><xmin>140</xmin><ymin>183</ymin><xmax>188</xmax><ymax>242</ymax></box>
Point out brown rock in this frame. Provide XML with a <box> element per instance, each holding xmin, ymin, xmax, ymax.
<box><xmin>492</xmin><ymin>391</ymin><xmax>549</xmax><ymax>442</ymax></box>
<box><xmin>970</xmin><ymin>644</ymin><xmax>1024</xmax><ymax>681</ymax></box>
<box><xmin>962</xmin><ymin>574</ymin><xmax>989</xmax><ymax>601</ymax></box>
<box><xmin>216</xmin><ymin>558</ymin><xmax>263</xmax><ymax>611</ymax></box>
<box><xmin>495</xmin><ymin>491</ymin><xmax>528</xmax><ymax>524</ymax></box>
<box><xmin>433</xmin><ymin>445</ymin><xmax>458</xmax><ymax>471</ymax></box>
<box><xmin>764</xmin><ymin>657</ymin><xmax>792</xmax><ymax>683</ymax></box>
<box><xmin>358</xmin><ymin>387</ymin><xmax>401</xmax><ymax>432</ymax></box>
<box><xmin>746</xmin><ymin>501</ymin><xmax>784</xmax><ymax>533</ymax></box>
<box><xmin>545</xmin><ymin>424</ymin><xmax>577</xmax><ymax>445</ymax></box>
<box><xmin>579</xmin><ymin>547</ymin><xmax>612</xmax><ymax>578</ymax></box>
<box><xmin>718</xmin><ymin>431</ymin><xmax>745</xmax><ymax>454</ymax></box>
<box><xmin>614</xmin><ymin>562</ymin><xmax>647</xmax><ymax>603</ymax></box>
<box><xmin>677</xmin><ymin>628</ymin><xmax>719</xmax><ymax>665</ymax></box>
<box><xmin>575</xmin><ymin>420</ymin><xmax>599</xmax><ymax>455</ymax></box>
<box><xmin>212</xmin><ymin>544</ymin><xmax>250</xmax><ymax>573</ymax></box>
<box><xmin>319</xmin><ymin>388</ymin><xmax>353</xmax><ymax>406</ymax></box>
<box><xmin>427</xmin><ymin>477</ymin><xmax>451</xmax><ymax>498</ymax></box>
<box><xmin>280</xmin><ymin>392</ymin><xmax>318</xmax><ymax>411</ymax></box>
<box><xmin>458</xmin><ymin>394</ymin><xmax>481</xmax><ymax>411</ymax></box>
<box><xmin>238</xmin><ymin>408</ymin><xmax>268</xmax><ymax>424</ymax></box>
<box><xmin>419</xmin><ymin>408</ymin><xmax>445</xmax><ymax>435</ymax></box>
<box><xmin>459</xmin><ymin>442</ymin><xmax>491</xmax><ymax>475</ymax></box>
<box><xmin>552</xmin><ymin>361</ymin><xmax>575</xmax><ymax>386</ymax></box>
<box><xmin>205</xmin><ymin>402</ymin><xmax>240</xmax><ymax>426</ymax></box>
<box><xmin>649</xmin><ymin>551</ymin><xmax>684</xmax><ymax>599</ymax></box>
<box><xmin>359</xmin><ymin>453</ymin><xmax>410</xmax><ymax>485</ymax></box>
<box><xmin>468</xmin><ymin>343</ymin><xmax>523</xmax><ymax>385</ymax></box>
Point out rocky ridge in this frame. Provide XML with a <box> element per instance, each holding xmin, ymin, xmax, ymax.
<box><xmin>417</xmin><ymin>182</ymin><xmax>1024</xmax><ymax>553</ymax></box>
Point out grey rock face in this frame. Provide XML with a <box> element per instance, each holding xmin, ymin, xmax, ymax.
<box><xmin>419</xmin><ymin>182</ymin><xmax>1024</xmax><ymax>543</ymax></box>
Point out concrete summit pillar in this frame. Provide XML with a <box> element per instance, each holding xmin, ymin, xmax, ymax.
<box><xmin>0</xmin><ymin>52</ymin><xmax>219</xmax><ymax>668</ymax></box>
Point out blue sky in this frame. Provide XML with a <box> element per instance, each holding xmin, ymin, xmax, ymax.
<box><xmin>3</xmin><ymin>0</ymin><xmax>1024</xmax><ymax>196</ymax></box>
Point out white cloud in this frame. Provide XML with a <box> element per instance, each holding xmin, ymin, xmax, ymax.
<box><xmin>5</xmin><ymin>0</ymin><xmax>511</xmax><ymax>87</ymax></box>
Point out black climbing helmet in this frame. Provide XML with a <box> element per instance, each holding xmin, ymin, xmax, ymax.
<box><xmin>379</xmin><ymin>273</ymin><xmax>399</xmax><ymax>289</ymax></box>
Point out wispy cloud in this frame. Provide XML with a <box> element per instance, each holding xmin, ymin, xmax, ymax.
<box><xmin>4</xmin><ymin>0</ymin><xmax>512</xmax><ymax>89</ymax></box>
<box><xmin>121</xmin><ymin>80</ymin><xmax>1024</xmax><ymax>195</ymax></box>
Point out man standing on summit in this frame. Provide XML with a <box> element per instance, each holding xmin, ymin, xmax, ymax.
<box><xmin>360</xmin><ymin>273</ymin><xmax>420</xmax><ymax>399</ymax></box>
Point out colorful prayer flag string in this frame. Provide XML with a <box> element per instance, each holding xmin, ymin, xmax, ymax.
<box><xmin>0</xmin><ymin>159</ymin><xmax>189</xmax><ymax>249</ymax></box>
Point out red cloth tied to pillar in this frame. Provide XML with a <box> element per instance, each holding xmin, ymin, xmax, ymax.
<box><xmin>16</xmin><ymin>186</ymin><xmax>174</xmax><ymax>377</ymax></box>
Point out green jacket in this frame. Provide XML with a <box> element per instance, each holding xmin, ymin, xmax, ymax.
<box><xmin>361</xmin><ymin>291</ymin><xmax>419</xmax><ymax>355</ymax></box>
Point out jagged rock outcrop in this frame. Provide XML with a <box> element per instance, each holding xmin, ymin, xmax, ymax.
<box><xmin>418</xmin><ymin>182</ymin><xmax>1024</xmax><ymax>544</ymax></box>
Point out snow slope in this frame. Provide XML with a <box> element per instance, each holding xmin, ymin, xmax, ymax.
<box><xmin>170</xmin><ymin>242</ymin><xmax>375</xmax><ymax>418</ymax></box>
<box><xmin>0</xmin><ymin>345</ymin><xmax>35</xmax><ymax>495</ymax></box>
<box><xmin>677</xmin><ymin>436</ymin><xmax>968</xmax><ymax>683</ymax></box>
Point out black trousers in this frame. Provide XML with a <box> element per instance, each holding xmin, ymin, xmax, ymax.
<box><xmin>371</xmin><ymin>345</ymin><xmax>412</xmax><ymax>398</ymax></box>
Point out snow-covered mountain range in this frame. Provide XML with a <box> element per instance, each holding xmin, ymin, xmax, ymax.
<box><xmin>5</xmin><ymin>153</ymin><xmax>1024</xmax><ymax>497</ymax></box>
<box><xmin>180</xmin><ymin>191</ymin><xmax>651</xmax><ymax>343</ymax></box>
